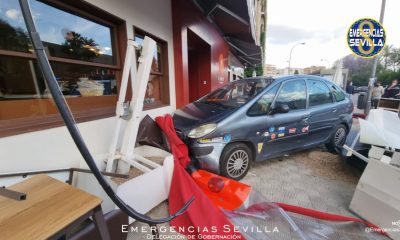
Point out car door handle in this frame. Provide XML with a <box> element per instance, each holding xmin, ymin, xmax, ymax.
<box><xmin>332</xmin><ymin>108</ymin><xmax>337</xmax><ymax>113</ymax></box>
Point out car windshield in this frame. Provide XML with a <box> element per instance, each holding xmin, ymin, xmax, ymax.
<box><xmin>199</xmin><ymin>78</ymin><xmax>274</xmax><ymax>108</ymax></box>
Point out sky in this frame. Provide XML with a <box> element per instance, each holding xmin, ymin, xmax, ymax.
<box><xmin>265</xmin><ymin>0</ymin><xmax>400</xmax><ymax>69</ymax></box>
<box><xmin>0</xmin><ymin>0</ymin><xmax>113</xmax><ymax>55</ymax></box>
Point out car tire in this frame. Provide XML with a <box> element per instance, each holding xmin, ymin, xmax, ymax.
<box><xmin>326</xmin><ymin>124</ymin><xmax>348</xmax><ymax>153</ymax></box>
<box><xmin>220</xmin><ymin>143</ymin><xmax>252</xmax><ymax>180</ymax></box>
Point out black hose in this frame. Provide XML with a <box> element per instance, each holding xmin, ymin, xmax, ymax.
<box><xmin>18</xmin><ymin>0</ymin><xmax>193</xmax><ymax>224</ymax></box>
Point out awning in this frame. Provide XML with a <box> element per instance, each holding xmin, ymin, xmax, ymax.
<box><xmin>193</xmin><ymin>0</ymin><xmax>263</xmax><ymax>66</ymax></box>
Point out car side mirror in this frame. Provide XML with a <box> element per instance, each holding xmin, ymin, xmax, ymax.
<box><xmin>270</xmin><ymin>104</ymin><xmax>290</xmax><ymax>114</ymax></box>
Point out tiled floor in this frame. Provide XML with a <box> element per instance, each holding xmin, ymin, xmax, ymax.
<box><xmin>127</xmin><ymin>147</ymin><xmax>363</xmax><ymax>240</ymax></box>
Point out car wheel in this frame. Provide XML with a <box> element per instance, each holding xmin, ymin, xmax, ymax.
<box><xmin>220</xmin><ymin>143</ymin><xmax>252</xmax><ymax>180</ymax></box>
<box><xmin>326</xmin><ymin>124</ymin><xmax>348</xmax><ymax>152</ymax></box>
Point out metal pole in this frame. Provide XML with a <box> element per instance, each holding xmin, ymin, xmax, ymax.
<box><xmin>288</xmin><ymin>42</ymin><xmax>305</xmax><ymax>74</ymax></box>
<box><xmin>365</xmin><ymin>0</ymin><xmax>386</xmax><ymax>114</ymax></box>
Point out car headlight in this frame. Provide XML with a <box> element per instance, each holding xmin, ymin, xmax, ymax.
<box><xmin>188</xmin><ymin>123</ymin><xmax>217</xmax><ymax>139</ymax></box>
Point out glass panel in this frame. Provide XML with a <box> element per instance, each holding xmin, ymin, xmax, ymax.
<box><xmin>200</xmin><ymin>78</ymin><xmax>274</xmax><ymax>108</ymax></box>
<box><xmin>144</xmin><ymin>74</ymin><xmax>162</xmax><ymax>104</ymax></box>
<box><xmin>275</xmin><ymin>80</ymin><xmax>306</xmax><ymax>111</ymax></box>
<box><xmin>0</xmin><ymin>55</ymin><xmax>41</xmax><ymax>98</ymax></box>
<box><xmin>0</xmin><ymin>55</ymin><xmax>117</xmax><ymax>100</ymax></box>
<box><xmin>0</xmin><ymin>0</ymin><xmax>31</xmax><ymax>52</ymax></box>
<box><xmin>134</xmin><ymin>33</ymin><xmax>162</xmax><ymax>73</ymax></box>
<box><xmin>30</xmin><ymin>0</ymin><xmax>114</xmax><ymax>65</ymax></box>
<box><xmin>307</xmin><ymin>79</ymin><xmax>333</xmax><ymax>107</ymax></box>
<box><xmin>0</xmin><ymin>0</ymin><xmax>115</xmax><ymax>64</ymax></box>
<box><xmin>248</xmin><ymin>84</ymin><xmax>280</xmax><ymax>116</ymax></box>
<box><xmin>51</xmin><ymin>62</ymin><xmax>117</xmax><ymax>97</ymax></box>
<box><xmin>331</xmin><ymin>85</ymin><xmax>345</xmax><ymax>102</ymax></box>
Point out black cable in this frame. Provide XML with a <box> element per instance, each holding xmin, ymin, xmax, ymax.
<box><xmin>18</xmin><ymin>0</ymin><xmax>193</xmax><ymax>224</ymax></box>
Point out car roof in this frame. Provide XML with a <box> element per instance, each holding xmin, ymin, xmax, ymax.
<box><xmin>238</xmin><ymin>74</ymin><xmax>332</xmax><ymax>85</ymax></box>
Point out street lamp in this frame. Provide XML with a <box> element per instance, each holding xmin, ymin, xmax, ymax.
<box><xmin>365</xmin><ymin>0</ymin><xmax>386</xmax><ymax>114</ymax></box>
<box><xmin>288</xmin><ymin>42</ymin><xmax>305</xmax><ymax>74</ymax></box>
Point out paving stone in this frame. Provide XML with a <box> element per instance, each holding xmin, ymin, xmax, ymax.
<box><xmin>128</xmin><ymin>149</ymin><xmax>361</xmax><ymax>239</ymax></box>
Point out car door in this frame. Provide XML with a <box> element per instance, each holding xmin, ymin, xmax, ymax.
<box><xmin>304</xmin><ymin>78</ymin><xmax>338</xmax><ymax>147</ymax></box>
<box><xmin>246</xmin><ymin>79</ymin><xmax>310</xmax><ymax>160</ymax></box>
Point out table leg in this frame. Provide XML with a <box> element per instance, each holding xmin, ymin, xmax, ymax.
<box><xmin>93</xmin><ymin>205</ymin><xmax>111</xmax><ymax>240</ymax></box>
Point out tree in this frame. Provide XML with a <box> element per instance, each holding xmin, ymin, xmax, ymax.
<box><xmin>0</xmin><ymin>19</ymin><xmax>30</xmax><ymax>52</ymax></box>
<box><xmin>341</xmin><ymin>54</ymin><xmax>383</xmax><ymax>86</ymax></box>
<box><xmin>378</xmin><ymin>46</ymin><xmax>400</xmax><ymax>85</ymax></box>
<box><xmin>381</xmin><ymin>45</ymin><xmax>393</xmax><ymax>70</ymax></box>
<box><xmin>244</xmin><ymin>65</ymin><xmax>263</xmax><ymax>77</ymax></box>
<box><xmin>62</xmin><ymin>31</ymin><xmax>101</xmax><ymax>60</ymax></box>
<box><xmin>339</xmin><ymin>46</ymin><xmax>400</xmax><ymax>86</ymax></box>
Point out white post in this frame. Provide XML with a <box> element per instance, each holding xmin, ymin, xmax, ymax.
<box><xmin>106</xmin><ymin>40</ymin><xmax>138</xmax><ymax>172</ymax></box>
<box><xmin>106</xmin><ymin>37</ymin><xmax>156</xmax><ymax>173</ymax></box>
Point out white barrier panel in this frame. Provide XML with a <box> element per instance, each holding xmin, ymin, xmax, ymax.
<box><xmin>116</xmin><ymin>155</ymin><xmax>174</xmax><ymax>223</ymax></box>
<box><xmin>359</xmin><ymin>109</ymin><xmax>400</xmax><ymax>149</ymax></box>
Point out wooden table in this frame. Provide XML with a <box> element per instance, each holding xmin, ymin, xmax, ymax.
<box><xmin>0</xmin><ymin>174</ymin><xmax>111</xmax><ymax>240</ymax></box>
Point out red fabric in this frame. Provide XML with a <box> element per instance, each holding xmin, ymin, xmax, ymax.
<box><xmin>276</xmin><ymin>202</ymin><xmax>387</xmax><ymax>236</ymax></box>
<box><xmin>156</xmin><ymin>114</ymin><xmax>243</xmax><ymax>239</ymax></box>
<box><xmin>155</xmin><ymin>114</ymin><xmax>190</xmax><ymax>168</ymax></box>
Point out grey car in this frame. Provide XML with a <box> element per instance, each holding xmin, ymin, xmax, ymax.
<box><xmin>173</xmin><ymin>75</ymin><xmax>353</xmax><ymax>180</ymax></box>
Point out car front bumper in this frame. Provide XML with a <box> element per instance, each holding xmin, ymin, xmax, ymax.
<box><xmin>188</xmin><ymin>141</ymin><xmax>226</xmax><ymax>174</ymax></box>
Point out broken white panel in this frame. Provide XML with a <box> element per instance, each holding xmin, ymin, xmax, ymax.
<box><xmin>359</xmin><ymin>109</ymin><xmax>400</xmax><ymax>149</ymax></box>
<box><xmin>350</xmin><ymin>160</ymin><xmax>400</xmax><ymax>240</ymax></box>
<box><xmin>116</xmin><ymin>155</ymin><xmax>174</xmax><ymax>224</ymax></box>
<box><xmin>368</xmin><ymin>146</ymin><xmax>385</xmax><ymax>160</ymax></box>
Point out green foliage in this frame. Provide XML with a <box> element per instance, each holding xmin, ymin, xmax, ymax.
<box><xmin>260</xmin><ymin>31</ymin><xmax>265</xmax><ymax>50</ymax></box>
<box><xmin>62</xmin><ymin>31</ymin><xmax>100</xmax><ymax>60</ymax></box>
<box><xmin>378</xmin><ymin>70</ymin><xmax>400</xmax><ymax>86</ymax></box>
<box><xmin>380</xmin><ymin>45</ymin><xmax>400</xmax><ymax>72</ymax></box>
<box><xmin>378</xmin><ymin>45</ymin><xmax>400</xmax><ymax>85</ymax></box>
<box><xmin>244</xmin><ymin>65</ymin><xmax>263</xmax><ymax>77</ymax></box>
<box><xmin>0</xmin><ymin>19</ymin><xmax>30</xmax><ymax>52</ymax></box>
<box><xmin>341</xmin><ymin>46</ymin><xmax>400</xmax><ymax>86</ymax></box>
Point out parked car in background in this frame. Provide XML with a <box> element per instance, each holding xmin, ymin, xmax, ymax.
<box><xmin>173</xmin><ymin>75</ymin><xmax>353</xmax><ymax>180</ymax></box>
<box><xmin>354</xmin><ymin>86</ymin><xmax>368</xmax><ymax>93</ymax></box>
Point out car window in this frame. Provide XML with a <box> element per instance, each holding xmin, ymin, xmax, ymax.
<box><xmin>248</xmin><ymin>84</ymin><xmax>280</xmax><ymax>116</ymax></box>
<box><xmin>274</xmin><ymin>80</ymin><xmax>306</xmax><ymax>111</ymax></box>
<box><xmin>307</xmin><ymin>79</ymin><xmax>333</xmax><ymax>107</ymax></box>
<box><xmin>331</xmin><ymin>85</ymin><xmax>346</xmax><ymax>102</ymax></box>
<box><xmin>199</xmin><ymin>78</ymin><xmax>274</xmax><ymax>108</ymax></box>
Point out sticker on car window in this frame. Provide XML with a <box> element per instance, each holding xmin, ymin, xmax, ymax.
<box><xmin>269</xmin><ymin>126</ymin><xmax>275</xmax><ymax>132</ymax></box>
<box><xmin>278</xmin><ymin>133</ymin><xmax>285</xmax><ymax>138</ymax></box>
<box><xmin>289</xmin><ymin>128</ymin><xmax>296</xmax><ymax>134</ymax></box>
<box><xmin>278</xmin><ymin>127</ymin><xmax>285</xmax><ymax>134</ymax></box>
<box><xmin>302</xmin><ymin>126</ymin><xmax>309</xmax><ymax>133</ymax></box>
